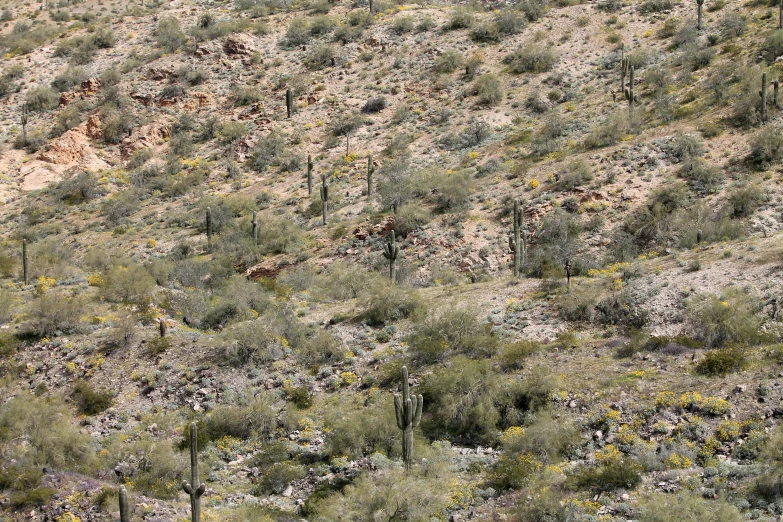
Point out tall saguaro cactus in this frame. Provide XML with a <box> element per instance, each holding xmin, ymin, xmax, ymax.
<box><xmin>779</xmin><ymin>0</ymin><xmax>782</xmax><ymax>30</ymax></box>
<box><xmin>22</xmin><ymin>238</ymin><xmax>28</xmax><ymax>286</ymax></box>
<box><xmin>696</xmin><ymin>0</ymin><xmax>704</xmax><ymax>30</ymax></box>
<box><xmin>367</xmin><ymin>154</ymin><xmax>374</xmax><ymax>196</ymax></box>
<box><xmin>774</xmin><ymin>80</ymin><xmax>780</xmax><ymax>109</ymax></box>
<box><xmin>619</xmin><ymin>44</ymin><xmax>629</xmax><ymax>94</ymax></box>
<box><xmin>508</xmin><ymin>199</ymin><xmax>526</xmax><ymax>277</ymax></box>
<box><xmin>319</xmin><ymin>175</ymin><xmax>329</xmax><ymax>225</ymax></box>
<box><xmin>286</xmin><ymin>88</ymin><xmax>293</xmax><ymax>118</ymax></box>
<box><xmin>394</xmin><ymin>366</ymin><xmax>423</xmax><ymax>470</ymax></box>
<box><xmin>624</xmin><ymin>66</ymin><xmax>635</xmax><ymax>118</ymax></box>
<box><xmin>383</xmin><ymin>230</ymin><xmax>399</xmax><ymax>281</ymax></box>
<box><xmin>21</xmin><ymin>103</ymin><xmax>28</xmax><ymax>145</ymax></box>
<box><xmin>761</xmin><ymin>72</ymin><xmax>768</xmax><ymax>121</ymax></box>
<box><xmin>205</xmin><ymin>207</ymin><xmax>213</xmax><ymax>250</ymax></box>
<box><xmin>182</xmin><ymin>423</ymin><xmax>206</xmax><ymax>522</ymax></box>
<box><xmin>307</xmin><ymin>154</ymin><xmax>313</xmax><ymax>195</ymax></box>
<box><xmin>119</xmin><ymin>486</ymin><xmax>130</xmax><ymax>522</ymax></box>
<box><xmin>251</xmin><ymin>210</ymin><xmax>258</xmax><ymax>245</ymax></box>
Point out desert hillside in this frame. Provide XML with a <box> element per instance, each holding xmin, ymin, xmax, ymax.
<box><xmin>2</xmin><ymin>0</ymin><xmax>783</xmax><ymax>519</ymax></box>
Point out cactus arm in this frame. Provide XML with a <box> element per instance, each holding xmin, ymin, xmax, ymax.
<box><xmin>394</xmin><ymin>394</ymin><xmax>404</xmax><ymax>429</ymax></box>
<box><xmin>413</xmin><ymin>394</ymin><xmax>423</xmax><ymax>426</ymax></box>
<box><xmin>119</xmin><ymin>486</ymin><xmax>130</xmax><ymax>522</ymax></box>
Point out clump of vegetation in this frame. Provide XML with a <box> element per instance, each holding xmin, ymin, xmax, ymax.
<box><xmin>71</xmin><ymin>379</ymin><xmax>113</xmax><ymax>415</ymax></box>
<box><xmin>504</xmin><ymin>45</ymin><xmax>558</xmax><ymax>73</ymax></box>
<box><xmin>685</xmin><ymin>287</ymin><xmax>765</xmax><ymax>347</ymax></box>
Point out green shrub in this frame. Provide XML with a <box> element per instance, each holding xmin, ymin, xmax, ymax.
<box><xmin>695</xmin><ymin>346</ymin><xmax>746</xmax><ymax>376</ymax></box>
<box><xmin>390</xmin><ymin>15</ymin><xmax>414</xmax><ymax>34</ymax></box>
<box><xmin>29</xmin><ymin>292</ymin><xmax>85</xmax><ymax>336</ymax></box>
<box><xmin>231</xmin><ymin>85</ymin><xmax>263</xmax><ymax>106</ymax></box>
<box><xmin>311</xmin><ymin>14</ymin><xmax>336</xmax><ymax>35</ymax></box>
<box><xmin>494</xmin><ymin>9</ymin><xmax>526</xmax><ymax>34</ymax></box>
<box><xmin>360</xmin><ymin>280</ymin><xmax>423</xmax><ymax>325</ymax></box>
<box><xmin>256</xmin><ymin>462</ymin><xmax>307</xmax><ymax>495</ymax></box>
<box><xmin>309</xmin><ymin>466</ymin><xmax>451</xmax><ymax>521</ymax></box>
<box><xmin>286</xmin><ymin>386</ymin><xmax>313</xmax><ymax>409</ymax></box>
<box><xmin>499</xmin><ymin>340</ymin><xmax>544</xmax><ymax>370</ymax></box>
<box><xmin>329</xmin><ymin>112</ymin><xmax>363</xmax><ymax>137</ymax></box>
<box><xmin>0</xmin><ymin>395</ymin><xmax>96</xmax><ymax>479</ymax></box>
<box><xmin>678</xmin><ymin>158</ymin><xmax>723</xmax><ymax>194</ymax></box>
<box><xmin>470</xmin><ymin>23</ymin><xmax>500</xmax><ymax>43</ymax></box>
<box><xmin>504</xmin><ymin>45</ymin><xmax>558</xmax><ymax>73</ymax></box>
<box><xmin>323</xmin><ymin>394</ymin><xmax>399</xmax><ymax>458</ymax></box>
<box><xmin>101</xmin><ymin>263</ymin><xmax>157</xmax><ymax>305</ymax></box>
<box><xmin>296</xmin><ymin>329</ymin><xmax>343</xmax><ymax>368</ymax></box>
<box><xmin>638</xmin><ymin>492</ymin><xmax>742</xmax><ymax>522</ymax></box>
<box><xmin>445</xmin><ymin>7</ymin><xmax>475</xmax><ymax>30</ymax></box>
<box><xmin>584</xmin><ymin>111</ymin><xmax>630</xmax><ymax>149</ymax></box>
<box><xmin>501</xmin><ymin>410</ymin><xmax>579</xmax><ymax>462</ymax></box>
<box><xmin>556</xmin><ymin>159</ymin><xmax>593</xmax><ymax>190</ymax></box>
<box><xmin>421</xmin><ymin>357</ymin><xmax>502</xmax><ymax>444</ymax></box>
<box><xmin>518</xmin><ymin>0</ymin><xmax>548</xmax><ymax>20</ymax></box>
<box><xmin>638</xmin><ymin>0</ymin><xmax>676</xmax><ymax>12</ymax></box>
<box><xmin>71</xmin><ymin>378</ymin><xmax>113</xmax><ymax>415</ymax></box>
<box><xmin>51</xmin><ymin>65</ymin><xmax>88</xmax><ymax>92</ymax></box>
<box><xmin>156</xmin><ymin>16</ymin><xmax>187</xmax><ymax>52</ymax></box>
<box><xmin>101</xmin><ymin>433</ymin><xmax>184</xmax><ymax>499</ymax></box>
<box><xmin>666</xmin><ymin>132</ymin><xmax>704</xmax><ymax>160</ymax></box>
<box><xmin>392</xmin><ymin>204</ymin><xmax>432</xmax><ymax>235</ymax></box>
<box><xmin>748</xmin><ymin>125</ymin><xmax>783</xmax><ymax>166</ymax></box>
<box><xmin>347</xmin><ymin>9</ymin><xmax>373</xmax><ymax>27</ymax></box>
<box><xmin>101</xmin><ymin>189</ymin><xmax>140</xmax><ymax>224</ymax></box>
<box><xmin>408</xmin><ymin>303</ymin><xmax>498</xmax><ymax>362</ymax></box>
<box><xmin>101</xmin><ymin>108</ymin><xmax>134</xmax><ymax>144</ymax></box>
<box><xmin>567</xmin><ymin>459</ymin><xmax>642</xmax><ymax>493</ymax></box>
<box><xmin>314</xmin><ymin>260</ymin><xmax>366</xmax><ymax>301</ymax></box>
<box><xmin>9</xmin><ymin>487</ymin><xmax>57</xmax><ymax>508</ymax></box>
<box><xmin>51</xmin><ymin>102</ymin><xmax>85</xmax><ymax>137</ymax></box>
<box><xmin>487</xmin><ymin>453</ymin><xmax>542</xmax><ymax>491</ymax></box>
<box><xmin>25</xmin><ymin>85</ymin><xmax>59</xmax><ymax>111</ymax></box>
<box><xmin>685</xmin><ymin>287</ymin><xmax>765</xmax><ymax>347</ymax></box>
<box><xmin>724</xmin><ymin>183</ymin><xmax>764</xmax><ymax>218</ymax></box>
<box><xmin>433</xmin><ymin>49</ymin><xmax>464</xmax><ymax>73</ymax></box>
<box><xmin>283</xmin><ymin>18</ymin><xmax>310</xmax><ymax>48</ymax></box>
<box><xmin>250</xmin><ymin>131</ymin><xmax>285</xmax><ymax>171</ymax></box>
<box><xmin>763</xmin><ymin>29</ymin><xmax>783</xmax><ymax>64</ymax></box>
<box><xmin>51</xmin><ymin>170</ymin><xmax>103</xmax><ymax>203</ymax></box>
<box><xmin>472</xmin><ymin>74</ymin><xmax>502</xmax><ymax>106</ymax></box>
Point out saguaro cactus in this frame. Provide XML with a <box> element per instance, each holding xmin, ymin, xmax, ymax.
<box><xmin>394</xmin><ymin>366</ymin><xmax>423</xmax><ymax>470</ymax></box>
<box><xmin>367</xmin><ymin>154</ymin><xmax>374</xmax><ymax>196</ymax></box>
<box><xmin>619</xmin><ymin>44</ymin><xmax>629</xmax><ymax>94</ymax></box>
<box><xmin>761</xmin><ymin>72</ymin><xmax>768</xmax><ymax>121</ymax></box>
<box><xmin>779</xmin><ymin>0</ymin><xmax>782</xmax><ymax>30</ymax></box>
<box><xmin>205</xmin><ymin>207</ymin><xmax>213</xmax><ymax>250</ymax></box>
<box><xmin>119</xmin><ymin>486</ymin><xmax>130</xmax><ymax>522</ymax></box>
<box><xmin>624</xmin><ymin>66</ymin><xmax>635</xmax><ymax>118</ymax></box>
<box><xmin>774</xmin><ymin>80</ymin><xmax>780</xmax><ymax>109</ymax></box>
<box><xmin>286</xmin><ymin>88</ymin><xmax>293</xmax><ymax>118</ymax></box>
<box><xmin>369</xmin><ymin>0</ymin><xmax>374</xmax><ymax>13</ymax></box>
<box><xmin>21</xmin><ymin>103</ymin><xmax>28</xmax><ymax>145</ymax></box>
<box><xmin>319</xmin><ymin>175</ymin><xmax>329</xmax><ymax>225</ymax></box>
<box><xmin>696</xmin><ymin>0</ymin><xmax>704</xmax><ymax>30</ymax></box>
<box><xmin>22</xmin><ymin>238</ymin><xmax>28</xmax><ymax>286</ymax></box>
<box><xmin>159</xmin><ymin>317</ymin><xmax>167</xmax><ymax>338</ymax></box>
<box><xmin>182</xmin><ymin>423</ymin><xmax>206</xmax><ymax>522</ymax></box>
<box><xmin>307</xmin><ymin>154</ymin><xmax>313</xmax><ymax>195</ymax></box>
<box><xmin>383</xmin><ymin>230</ymin><xmax>399</xmax><ymax>281</ymax></box>
<box><xmin>508</xmin><ymin>199</ymin><xmax>526</xmax><ymax>277</ymax></box>
<box><xmin>251</xmin><ymin>210</ymin><xmax>258</xmax><ymax>245</ymax></box>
